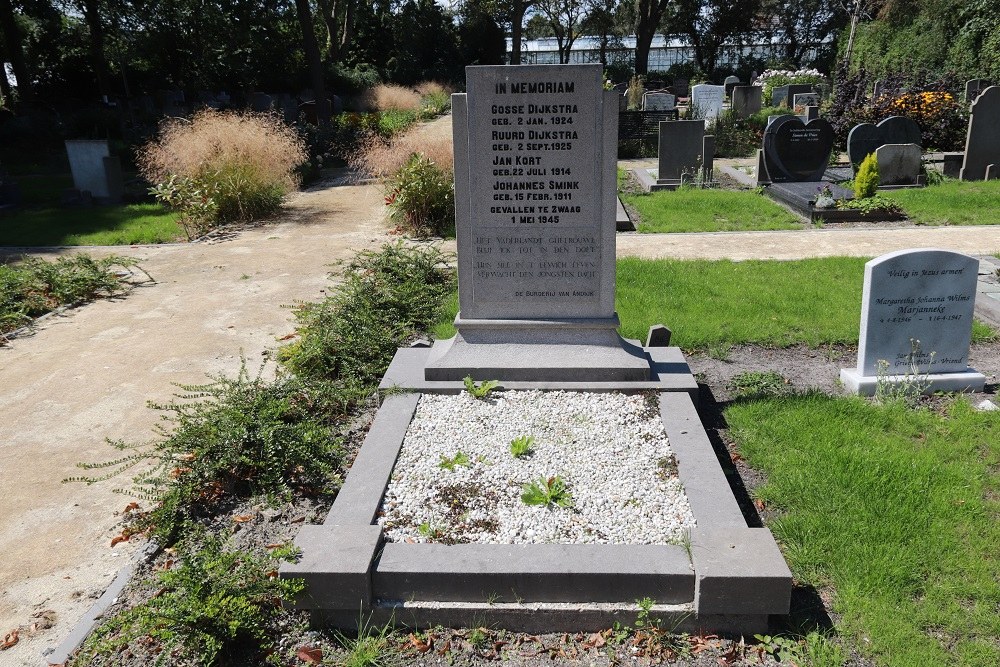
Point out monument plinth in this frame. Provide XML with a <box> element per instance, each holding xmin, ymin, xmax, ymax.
<box><xmin>425</xmin><ymin>64</ymin><xmax>651</xmax><ymax>381</ymax></box>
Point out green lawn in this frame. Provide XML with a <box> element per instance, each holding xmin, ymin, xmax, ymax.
<box><xmin>729</xmin><ymin>395</ymin><xmax>1000</xmax><ymax>667</ymax></box>
<box><xmin>433</xmin><ymin>257</ymin><xmax>996</xmax><ymax>350</ymax></box>
<box><xmin>885</xmin><ymin>179</ymin><xmax>1000</xmax><ymax>226</ymax></box>
<box><xmin>622</xmin><ymin>188</ymin><xmax>803</xmax><ymax>233</ymax></box>
<box><xmin>0</xmin><ymin>203</ymin><xmax>182</xmax><ymax>246</ymax></box>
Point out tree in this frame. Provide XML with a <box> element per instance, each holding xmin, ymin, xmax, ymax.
<box><xmin>582</xmin><ymin>0</ymin><xmax>625</xmax><ymax>66</ymax></box>
<box><xmin>0</xmin><ymin>0</ymin><xmax>34</xmax><ymax>106</ymax></box>
<box><xmin>294</xmin><ymin>0</ymin><xmax>330</xmax><ymax>125</ymax></box>
<box><xmin>758</xmin><ymin>0</ymin><xmax>845</xmax><ymax>68</ymax></box>
<box><xmin>459</xmin><ymin>0</ymin><xmax>507</xmax><ymax>67</ymax></box>
<box><xmin>673</xmin><ymin>0</ymin><xmax>761</xmax><ymax>80</ymax></box>
<box><xmin>632</xmin><ymin>0</ymin><xmax>671</xmax><ymax>75</ymax></box>
<box><xmin>499</xmin><ymin>0</ymin><xmax>536</xmax><ymax>64</ymax></box>
<box><xmin>536</xmin><ymin>0</ymin><xmax>587</xmax><ymax>63</ymax></box>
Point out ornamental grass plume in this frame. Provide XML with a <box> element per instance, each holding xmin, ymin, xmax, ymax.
<box><xmin>139</xmin><ymin>109</ymin><xmax>307</xmax><ymax>227</ymax></box>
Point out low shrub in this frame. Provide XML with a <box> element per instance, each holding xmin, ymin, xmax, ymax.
<box><xmin>711</xmin><ymin>110</ymin><xmax>760</xmax><ymax>158</ymax></box>
<box><xmin>854</xmin><ymin>153</ymin><xmax>880</xmax><ymax>199</ymax></box>
<box><xmin>385</xmin><ymin>154</ymin><xmax>455</xmax><ymax>236</ymax></box>
<box><xmin>73</xmin><ymin>535</ymin><xmax>302</xmax><ymax>665</ymax></box>
<box><xmin>1</xmin><ymin>255</ymin><xmax>146</xmax><ymax>337</ymax></box>
<box><xmin>363</xmin><ymin>83</ymin><xmax>423</xmax><ymax>112</ymax></box>
<box><xmin>140</xmin><ymin>110</ymin><xmax>307</xmax><ymax>234</ymax></box>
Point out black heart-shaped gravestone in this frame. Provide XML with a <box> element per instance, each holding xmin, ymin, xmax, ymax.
<box><xmin>763</xmin><ymin>116</ymin><xmax>834</xmax><ymax>182</ymax></box>
<box><xmin>846</xmin><ymin>116</ymin><xmax>922</xmax><ymax>169</ymax></box>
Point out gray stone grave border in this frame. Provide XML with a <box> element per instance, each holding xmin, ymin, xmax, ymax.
<box><xmin>280</xmin><ymin>345</ymin><xmax>791</xmax><ymax>634</ymax></box>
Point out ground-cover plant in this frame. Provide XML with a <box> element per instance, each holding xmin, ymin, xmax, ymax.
<box><xmin>463</xmin><ymin>376</ymin><xmax>499</xmax><ymax>399</ymax></box>
<box><xmin>438</xmin><ymin>451</ymin><xmax>471</xmax><ymax>471</ymax></box>
<box><xmin>279</xmin><ymin>242</ymin><xmax>455</xmax><ymax>402</ymax></box>
<box><xmin>140</xmin><ymin>110</ymin><xmax>307</xmax><ymax>236</ymax></box>
<box><xmin>67</xmin><ymin>366</ymin><xmax>345</xmax><ymax>542</ymax></box>
<box><xmin>72</xmin><ymin>535</ymin><xmax>302</xmax><ymax>666</ymax></box>
<box><xmin>1</xmin><ymin>254</ymin><xmax>149</xmax><ymax>338</ymax></box>
<box><xmin>728</xmin><ymin>394</ymin><xmax>1000</xmax><ymax>667</ymax></box>
<box><xmin>727</xmin><ymin>371</ymin><xmax>789</xmax><ymax>400</ymax></box>
<box><xmin>882</xmin><ymin>179</ymin><xmax>1000</xmax><ymax>225</ymax></box>
<box><xmin>622</xmin><ymin>188</ymin><xmax>802</xmax><ymax>233</ymax></box>
<box><xmin>521</xmin><ymin>475</ymin><xmax>573</xmax><ymax>508</ymax></box>
<box><xmin>0</xmin><ymin>203</ymin><xmax>182</xmax><ymax>246</ymax></box>
<box><xmin>509</xmin><ymin>435</ymin><xmax>535</xmax><ymax>458</ymax></box>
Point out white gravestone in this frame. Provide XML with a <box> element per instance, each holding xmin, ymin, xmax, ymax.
<box><xmin>425</xmin><ymin>63</ymin><xmax>650</xmax><ymax>382</ymax></box>
<box><xmin>840</xmin><ymin>249</ymin><xmax>985</xmax><ymax>395</ymax></box>
<box><xmin>690</xmin><ymin>84</ymin><xmax>725</xmax><ymax>120</ymax></box>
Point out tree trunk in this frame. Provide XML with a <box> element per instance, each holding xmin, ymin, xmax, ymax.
<box><xmin>294</xmin><ymin>0</ymin><xmax>330</xmax><ymax>126</ymax></box>
<box><xmin>317</xmin><ymin>0</ymin><xmax>340</xmax><ymax>63</ymax></box>
<box><xmin>0</xmin><ymin>0</ymin><xmax>33</xmax><ymax>107</ymax></box>
<box><xmin>635</xmin><ymin>24</ymin><xmax>655</xmax><ymax>75</ymax></box>
<box><xmin>340</xmin><ymin>0</ymin><xmax>356</xmax><ymax>55</ymax></box>
<box><xmin>81</xmin><ymin>0</ymin><xmax>110</xmax><ymax>99</ymax></box>
<box><xmin>510</xmin><ymin>2</ymin><xmax>527</xmax><ymax>65</ymax></box>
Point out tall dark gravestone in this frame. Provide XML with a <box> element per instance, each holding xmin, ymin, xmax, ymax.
<box><xmin>847</xmin><ymin>116</ymin><xmax>922</xmax><ymax>170</ymax></box>
<box><xmin>960</xmin><ymin>86</ymin><xmax>1000</xmax><ymax>181</ymax></box>
<box><xmin>425</xmin><ymin>64</ymin><xmax>650</xmax><ymax>381</ymax></box>
<box><xmin>762</xmin><ymin>115</ymin><xmax>834</xmax><ymax>183</ymax></box>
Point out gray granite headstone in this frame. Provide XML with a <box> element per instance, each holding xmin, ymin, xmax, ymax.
<box><xmin>872</xmin><ymin>79</ymin><xmax>884</xmax><ymax>99</ymax></box>
<box><xmin>960</xmin><ymin>86</ymin><xmax>1000</xmax><ymax>181</ymax></box>
<box><xmin>875</xmin><ymin>143</ymin><xmax>921</xmax><ymax>186</ymax></box>
<box><xmin>690</xmin><ymin>84</ymin><xmax>725</xmax><ymax>119</ymax></box>
<box><xmin>847</xmin><ymin>116</ymin><xmax>922</xmax><ymax>169</ymax></box>
<box><xmin>672</xmin><ymin>78</ymin><xmax>689</xmax><ymax>98</ymax></box>
<box><xmin>250</xmin><ymin>92</ymin><xmax>273</xmax><ymax>112</ymax></box>
<box><xmin>965</xmin><ymin>79</ymin><xmax>991</xmax><ymax>103</ymax></box>
<box><xmin>701</xmin><ymin>134</ymin><xmax>715</xmax><ymax>182</ymax></box>
<box><xmin>806</xmin><ymin>106</ymin><xmax>820</xmax><ymax>121</ymax></box>
<box><xmin>732</xmin><ymin>86</ymin><xmax>762</xmax><ymax>118</ymax></box>
<box><xmin>642</xmin><ymin>91</ymin><xmax>676</xmax><ymax>111</ymax></box>
<box><xmin>657</xmin><ymin>120</ymin><xmax>706</xmax><ymax>183</ymax></box>
<box><xmin>64</xmin><ymin>140</ymin><xmax>121</xmax><ymax>201</ymax></box>
<box><xmin>840</xmin><ymin>249</ymin><xmax>985</xmax><ymax>394</ymax></box>
<box><xmin>425</xmin><ymin>63</ymin><xmax>650</xmax><ymax>382</ymax></box>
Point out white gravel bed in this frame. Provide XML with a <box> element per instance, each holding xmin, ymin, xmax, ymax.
<box><xmin>379</xmin><ymin>390</ymin><xmax>696</xmax><ymax>545</ymax></box>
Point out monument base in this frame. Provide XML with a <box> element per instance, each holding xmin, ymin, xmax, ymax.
<box><xmin>840</xmin><ymin>367</ymin><xmax>986</xmax><ymax>396</ymax></box>
<box><xmin>425</xmin><ymin>315</ymin><xmax>652</xmax><ymax>382</ymax></box>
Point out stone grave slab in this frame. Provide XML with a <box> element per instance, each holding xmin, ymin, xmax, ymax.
<box><xmin>731</xmin><ymin>86</ymin><xmax>762</xmax><ymax>118</ymax></box>
<box><xmin>875</xmin><ymin>143</ymin><xmax>921</xmax><ymax>186</ymax></box>
<box><xmin>960</xmin><ymin>86</ymin><xmax>1000</xmax><ymax>181</ymax></box>
<box><xmin>690</xmin><ymin>84</ymin><xmax>725</xmax><ymax>119</ymax></box>
<box><xmin>841</xmin><ymin>249</ymin><xmax>985</xmax><ymax>395</ymax></box>
<box><xmin>762</xmin><ymin>115</ymin><xmax>834</xmax><ymax>183</ymax></box>
<box><xmin>847</xmin><ymin>116</ymin><xmax>922</xmax><ymax>169</ymax></box>
<box><xmin>657</xmin><ymin>119</ymin><xmax>706</xmax><ymax>183</ymax></box>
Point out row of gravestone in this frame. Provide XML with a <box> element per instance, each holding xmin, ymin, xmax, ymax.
<box><xmin>113</xmin><ymin>90</ymin><xmax>344</xmax><ymax>123</ymax></box>
<box><xmin>871</xmin><ymin>78</ymin><xmax>993</xmax><ymax>104</ymax></box>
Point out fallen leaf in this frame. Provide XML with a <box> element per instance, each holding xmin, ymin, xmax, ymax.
<box><xmin>110</xmin><ymin>534</ymin><xmax>129</xmax><ymax>547</ymax></box>
<box><xmin>265</xmin><ymin>543</ymin><xmax>285</xmax><ymax>549</ymax></box>
<box><xmin>296</xmin><ymin>645</ymin><xmax>323</xmax><ymax>663</ymax></box>
<box><xmin>278</xmin><ymin>333</ymin><xmax>297</xmax><ymax>341</ymax></box>
<box><xmin>1</xmin><ymin>629</ymin><xmax>19</xmax><ymax>650</ymax></box>
<box><xmin>232</xmin><ymin>515</ymin><xmax>254</xmax><ymax>523</ymax></box>
<box><xmin>754</xmin><ymin>498</ymin><xmax>766</xmax><ymax>511</ymax></box>
<box><xmin>583</xmin><ymin>631</ymin><xmax>606</xmax><ymax>648</ymax></box>
<box><xmin>123</xmin><ymin>502</ymin><xmax>140</xmax><ymax>512</ymax></box>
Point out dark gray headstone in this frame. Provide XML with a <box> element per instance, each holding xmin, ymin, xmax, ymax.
<box><xmin>250</xmin><ymin>92</ymin><xmax>273</xmax><ymax>112</ymax></box>
<box><xmin>702</xmin><ymin>134</ymin><xmax>715</xmax><ymax>182</ymax></box>
<box><xmin>847</xmin><ymin>116</ymin><xmax>922</xmax><ymax>169</ymax></box>
<box><xmin>724</xmin><ymin>76</ymin><xmax>741</xmax><ymax>97</ymax></box>
<box><xmin>806</xmin><ymin>106</ymin><xmax>820</xmax><ymax>121</ymax></box>
<box><xmin>646</xmin><ymin>325</ymin><xmax>672</xmax><ymax>347</ymax></box>
<box><xmin>872</xmin><ymin>80</ymin><xmax>884</xmax><ymax>99</ymax></box>
<box><xmin>762</xmin><ymin>116</ymin><xmax>834</xmax><ymax>182</ymax></box>
<box><xmin>965</xmin><ymin>79</ymin><xmax>991</xmax><ymax>103</ymax></box>
<box><xmin>875</xmin><ymin>143</ymin><xmax>921</xmax><ymax>186</ymax></box>
<box><xmin>672</xmin><ymin>78</ymin><xmax>689</xmax><ymax>98</ymax></box>
<box><xmin>960</xmin><ymin>86</ymin><xmax>1000</xmax><ymax>181</ymax></box>
<box><xmin>657</xmin><ymin>120</ymin><xmax>706</xmax><ymax>182</ymax></box>
<box><xmin>731</xmin><ymin>86</ymin><xmax>762</xmax><ymax>118</ymax></box>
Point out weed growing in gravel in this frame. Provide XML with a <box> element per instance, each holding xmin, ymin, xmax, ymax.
<box><xmin>73</xmin><ymin>535</ymin><xmax>302</xmax><ymax>666</ymax></box>
<box><xmin>728</xmin><ymin>371</ymin><xmax>789</xmax><ymax>400</ymax></box>
<box><xmin>463</xmin><ymin>375</ymin><xmax>499</xmax><ymax>399</ymax></box>
<box><xmin>438</xmin><ymin>451</ymin><xmax>471</xmax><ymax>471</ymax></box>
<box><xmin>874</xmin><ymin>339</ymin><xmax>934</xmax><ymax>407</ymax></box>
<box><xmin>335</xmin><ymin>616</ymin><xmax>395</xmax><ymax>667</ymax></box>
<box><xmin>521</xmin><ymin>475</ymin><xmax>573</xmax><ymax>508</ymax></box>
<box><xmin>509</xmin><ymin>435</ymin><xmax>535</xmax><ymax>458</ymax></box>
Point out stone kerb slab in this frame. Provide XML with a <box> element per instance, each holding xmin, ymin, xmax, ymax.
<box><xmin>690</xmin><ymin>84</ymin><xmax>725</xmax><ymax>119</ymax></box>
<box><xmin>731</xmin><ymin>86</ymin><xmax>762</xmax><ymax>118</ymax></box>
<box><xmin>425</xmin><ymin>64</ymin><xmax>650</xmax><ymax>382</ymax></box>
<box><xmin>960</xmin><ymin>86</ymin><xmax>1000</xmax><ymax>181</ymax></box>
<box><xmin>841</xmin><ymin>249</ymin><xmax>986</xmax><ymax>395</ymax></box>
<box><xmin>875</xmin><ymin>143</ymin><xmax>921</xmax><ymax>186</ymax></box>
<box><xmin>643</xmin><ymin>91</ymin><xmax>676</xmax><ymax>111</ymax></box>
<box><xmin>847</xmin><ymin>116</ymin><xmax>922</xmax><ymax>170</ymax></box>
